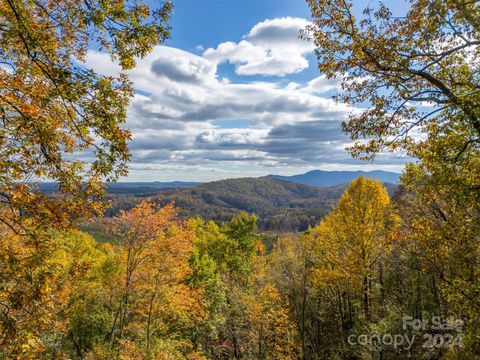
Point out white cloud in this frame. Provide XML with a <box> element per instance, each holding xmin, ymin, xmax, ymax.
<box><xmin>304</xmin><ymin>75</ymin><xmax>343</xmax><ymax>94</ymax></box>
<box><xmin>81</xmin><ymin>43</ymin><xmax>357</xmax><ymax>171</ymax></box>
<box><xmin>196</xmin><ymin>128</ymin><xmax>269</xmax><ymax>146</ymax></box>
<box><xmin>84</xmin><ymin>44</ymin><xmax>349</xmax><ymax>126</ymax></box>
<box><xmin>203</xmin><ymin>17</ymin><xmax>314</xmax><ymax>76</ymax></box>
<box><xmin>79</xmin><ymin>17</ymin><xmax>408</xmax><ymax>180</ymax></box>
<box><xmin>151</xmin><ymin>54</ymin><xmax>216</xmax><ymax>84</ymax></box>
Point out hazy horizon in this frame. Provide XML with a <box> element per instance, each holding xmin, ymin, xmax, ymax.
<box><xmin>32</xmin><ymin>168</ymin><xmax>401</xmax><ymax>184</ymax></box>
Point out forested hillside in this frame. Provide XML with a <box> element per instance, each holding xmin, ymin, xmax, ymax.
<box><xmin>80</xmin><ymin>178</ymin><xmax>395</xmax><ymax>241</ymax></box>
<box><xmin>150</xmin><ymin>178</ymin><xmax>345</xmax><ymax>231</ymax></box>
<box><xmin>98</xmin><ymin>178</ymin><xmax>396</xmax><ymax>232</ymax></box>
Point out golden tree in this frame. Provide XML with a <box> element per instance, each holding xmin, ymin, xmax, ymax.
<box><xmin>311</xmin><ymin>177</ymin><xmax>395</xmax><ymax>320</ymax></box>
<box><xmin>305</xmin><ymin>0</ymin><xmax>479</xmax><ymax>160</ymax></box>
<box><xmin>107</xmin><ymin>201</ymin><xmax>205</xmax><ymax>359</ymax></box>
<box><xmin>0</xmin><ymin>0</ymin><xmax>172</xmax><ymax>233</ymax></box>
<box><xmin>0</xmin><ymin>2</ymin><xmax>172</xmax><ymax>356</ymax></box>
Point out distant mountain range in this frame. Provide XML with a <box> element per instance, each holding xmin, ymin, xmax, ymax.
<box><xmin>266</xmin><ymin>170</ymin><xmax>400</xmax><ymax>187</ymax></box>
<box><xmin>38</xmin><ymin>181</ymin><xmax>201</xmax><ymax>195</ymax></box>
<box><xmin>38</xmin><ymin>170</ymin><xmax>400</xmax><ymax>196</ymax></box>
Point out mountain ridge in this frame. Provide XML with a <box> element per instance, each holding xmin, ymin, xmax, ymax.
<box><xmin>86</xmin><ymin>177</ymin><xmax>397</xmax><ymax>237</ymax></box>
<box><xmin>37</xmin><ymin>169</ymin><xmax>400</xmax><ymax>195</ymax></box>
<box><xmin>266</xmin><ymin>169</ymin><xmax>400</xmax><ymax>187</ymax></box>
<box><xmin>150</xmin><ymin>177</ymin><xmax>342</xmax><ymax>232</ymax></box>
<box><xmin>144</xmin><ymin>177</ymin><xmax>396</xmax><ymax>232</ymax></box>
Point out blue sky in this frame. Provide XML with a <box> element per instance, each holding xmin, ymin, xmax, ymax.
<box><xmin>87</xmin><ymin>0</ymin><xmax>409</xmax><ymax>181</ymax></box>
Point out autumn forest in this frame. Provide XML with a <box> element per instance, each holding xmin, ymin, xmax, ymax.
<box><xmin>0</xmin><ymin>0</ymin><xmax>479</xmax><ymax>359</ymax></box>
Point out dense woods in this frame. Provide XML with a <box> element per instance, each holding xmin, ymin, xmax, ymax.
<box><xmin>0</xmin><ymin>0</ymin><xmax>479</xmax><ymax>359</ymax></box>
<box><xmin>101</xmin><ymin>178</ymin><xmax>348</xmax><ymax>232</ymax></box>
<box><xmin>3</xmin><ymin>176</ymin><xmax>479</xmax><ymax>358</ymax></box>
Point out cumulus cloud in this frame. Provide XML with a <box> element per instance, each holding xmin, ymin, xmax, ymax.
<box><xmin>304</xmin><ymin>75</ymin><xmax>343</xmax><ymax>94</ymax></box>
<box><xmin>151</xmin><ymin>55</ymin><xmax>216</xmax><ymax>83</ymax></box>
<box><xmin>203</xmin><ymin>17</ymin><xmax>314</xmax><ymax>76</ymax></box>
<box><xmin>195</xmin><ymin>128</ymin><xmax>269</xmax><ymax>149</ymax></box>
<box><xmin>79</xmin><ymin>17</ymin><xmax>407</xmax><ymax>180</ymax></box>
<box><xmin>85</xmin><ymin>43</ymin><xmax>349</xmax><ymax>126</ymax></box>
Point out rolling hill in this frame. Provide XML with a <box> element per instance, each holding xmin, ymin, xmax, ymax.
<box><xmin>80</xmin><ymin>177</ymin><xmax>397</xmax><ymax>235</ymax></box>
<box><xmin>145</xmin><ymin>177</ymin><xmax>394</xmax><ymax>232</ymax></box>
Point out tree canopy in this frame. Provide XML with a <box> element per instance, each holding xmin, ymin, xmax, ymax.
<box><xmin>0</xmin><ymin>0</ymin><xmax>172</xmax><ymax>234</ymax></box>
<box><xmin>306</xmin><ymin>0</ymin><xmax>479</xmax><ymax>161</ymax></box>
